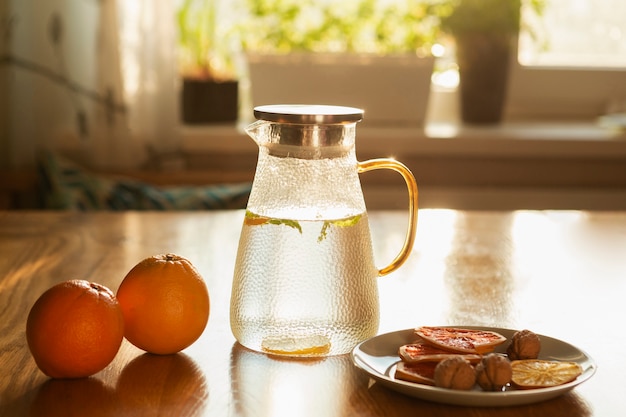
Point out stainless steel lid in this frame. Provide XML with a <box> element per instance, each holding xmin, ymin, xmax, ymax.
<box><xmin>253</xmin><ymin>104</ymin><xmax>364</xmax><ymax>124</ymax></box>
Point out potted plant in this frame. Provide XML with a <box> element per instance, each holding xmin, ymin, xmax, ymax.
<box><xmin>440</xmin><ymin>0</ymin><xmax>544</xmax><ymax>124</ymax></box>
<box><xmin>177</xmin><ymin>0</ymin><xmax>239</xmax><ymax>124</ymax></box>
<box><xmin>239</xmin><ymin>0</ymin><xmax>446</xmax><ymax>127</ymax></box>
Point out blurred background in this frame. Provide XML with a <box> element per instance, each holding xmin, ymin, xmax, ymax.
<box><xmin>1</xmin><ymin>0</ymin><xmax>625</xmax><ymax>210</ymax></box>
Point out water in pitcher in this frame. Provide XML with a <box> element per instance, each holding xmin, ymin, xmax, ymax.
<box><xmin>230</xmin><ymin>210</ymin><xmax>380</xmax><ymax>356</ymax></box>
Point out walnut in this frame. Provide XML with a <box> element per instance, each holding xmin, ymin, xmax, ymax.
<box><xmin>434</xmin><ymin>356</ymin><xmax>476</xmax><ymax>390</ymax></box>
<box><xmin>506</xmin><ymin>329</ymin><xmax>541</xmax><ymax>360</ymax></box>
<box><xmin>476</xmin><ymin>353</ymin><xmax>513</xmax><ymax>391</ymax></box>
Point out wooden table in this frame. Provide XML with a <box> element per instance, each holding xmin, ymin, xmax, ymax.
<box><xmin>1</xmin><ymin>209</ymin><xmax>624</xmax><ymax>416</ymax></box>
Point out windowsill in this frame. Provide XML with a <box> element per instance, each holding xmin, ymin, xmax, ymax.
<box><xmin>179</xmin><ymin>117</ymin><xmax>626</xmax><ymax>210</ymax></box>
<box><xmin>181</xmin><ymin>80</ymin><xmax>626</xmax><ymax>158</ymax></box>
<box><xmin>181</xmin><ymin>119</ymin><xmax>626</xmax><ymax>159</ymax></box>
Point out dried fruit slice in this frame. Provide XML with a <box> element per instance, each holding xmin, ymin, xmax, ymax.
<box><xmin>511</xmin><ymin>360</ymin><xmax>583</xmax><ymax>389</ymax></box>
<box><xmin>399</xmin><ymin>337</ymin><xmax>455</xmax><ymax>358</ymax></box>
<box><xmin>415</xmin><ymin>326</ymin><xmax>507</xmax><ymax>354</ymax></box>
<box><xmin>395</xmin><ymin>361</ymin><xmax>437</xmax><ymax>385</ymax></box>
<box><xmin>399</xmin><ymin>339</ymin><xmax>481</xmax><ymax>364</ymax></box>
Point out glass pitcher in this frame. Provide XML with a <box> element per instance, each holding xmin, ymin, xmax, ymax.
<box><xmin>230</xmin><ymin>104</ymin><xmax>418</xmax><ymax>357</ymax></box>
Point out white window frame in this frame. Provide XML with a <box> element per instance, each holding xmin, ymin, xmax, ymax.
<box><xmin>505</xmin><ymin>63</ymin><xmax>626</xmax><ymax>121</ymax></box>
<box><xmin>505</xmin><ymin>0</ymin><xmax>626</xmax><ymax>121</ymax></box>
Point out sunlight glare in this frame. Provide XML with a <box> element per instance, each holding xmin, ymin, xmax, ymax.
<box><xmin>117</xmin><ymin>2</ymin><xmax>142</xmax><ymax>97</ymax></box>
<box><xmin>413</xmin><ymin>209</ymin><xmax>458</xmax><ymax>267</ymax></box>
<box><xmin>431</xmin><ymin>68</ymin><xmax>459</xmax><ymax>89</ymax></box>
<box><xmin>270</xmin><ymin>378</ymin><xmax>310</xmax><ymax>417</ymax></box>
<box><xmin>264</xmin><ymin>357</ymin><xmax>346</xmax><ymax>417</ymax></box>
<box><xmin>510</xmin><ymin>211</ymin><xmax>585</xmax><ymax>277</ymax></box>
<box><xmin>431</xmin><ymin>43</ymin><xmax>445</xmax><ymax>58</ymax></box>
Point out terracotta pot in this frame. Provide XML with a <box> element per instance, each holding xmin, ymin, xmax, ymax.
<box><xmin>181</xmin><ymin>79</ymin><xmax>238</xmax><ymax>124</ymax></box>
<box><xmin>455</xmin><ymin>33</ymin><xmax>513</xmax><ymax>124</ymax></box>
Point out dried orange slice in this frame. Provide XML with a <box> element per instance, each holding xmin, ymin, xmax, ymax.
<box><xmin>399</xmin><ymin>339</ymin><xmax>481</xmax><ymax>364</ymax></box>
<box><xmin>395</xmin><ymin>361</ymin><xmax>437</xmax><ymax>385</ymax></box>
<box><xmin>511</xmin><ymin>360</ymin><xmax>582</xmax><ymax>389</ymax></box>
<box><xmin>415</xmin><ymin>326</ymin><xmax>507</xmax><ymax>354</ymax></box>
<box><xmin>399</xmin><ymin>337</ymin><xmax>453</xmax><ymax>358</ymax></box>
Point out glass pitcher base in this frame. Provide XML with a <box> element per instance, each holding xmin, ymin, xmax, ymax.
<box><xmin>232</xmin><ymin>324</ymin><xmax>378</xmax><ymax>357</ymax></box>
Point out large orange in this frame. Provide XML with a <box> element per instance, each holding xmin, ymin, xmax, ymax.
<box><xmin>116</xmin><ymin>253</ymin><xmax>210</xmax><ymax>355</ymax></box>
<box><xmin>26</xmin><ymin>280</ymin><xmax>125</xmax><ymax>379</ymax></box>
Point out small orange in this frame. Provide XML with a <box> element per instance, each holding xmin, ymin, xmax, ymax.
<box><xmin>116</xmin><ymin>253</ymin><xmax>210</xmax><ymax>355</ymax></box>
<box><xmin>26</xmin><ymin>280</ymin><xmax>125</xmax><ymax>378</ymax></box>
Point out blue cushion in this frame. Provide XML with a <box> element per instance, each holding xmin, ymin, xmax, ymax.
<box><xmin>37</xmin><ymin>151</ymin><xmax>251</xmax><ymax>210</ymax></box>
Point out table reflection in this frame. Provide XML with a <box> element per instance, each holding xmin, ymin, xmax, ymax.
<box><xmin>444</xmin><ymin>212</ymin><xmax>516</xmax><ymax>326</ymax></box>
<box><xmin>230</xmin><ymin>343</ymin><xmax>365</xmax><ymax>417</ymax></box>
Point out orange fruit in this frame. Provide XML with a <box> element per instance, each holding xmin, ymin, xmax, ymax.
<box><xmin>26</xmin><ymin>280</ymin><xmax>124</xmax><ymax>378</ymax></box>
<box><xmin>116</xmin><ymin>253</ymin><xmax>210</xmax><ymax>355</ymax></box>
<box><xmin>414</xmin><ymin>326</ymin><xmax>507</xmax><ymax>354</ymax></box>
<box><xmin>511</xmin><ymin>360</ymin><xmax>583</xmax><ymax>389</ymax></box>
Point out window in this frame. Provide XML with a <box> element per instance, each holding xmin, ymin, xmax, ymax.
<box><xmin>519</xmin><ymin>0</ymin><xmax>626</xmax><ymax>68</ymax></box>
<box><xmin>507</xmin><ymin>0</ymin><xmax>626</xmax><ymax>120</ymax></box>
<box><xmin>175</xmin><ymin>0</ymin><xmax>626</xmax><ymax>123</ymax></box>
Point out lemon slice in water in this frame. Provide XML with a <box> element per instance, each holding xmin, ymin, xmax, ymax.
<box><xmin>262</xmin><ymin>335</ymin><xmax>331</xmax><ymax>356</ymax></box>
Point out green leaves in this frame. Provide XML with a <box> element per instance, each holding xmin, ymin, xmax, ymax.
<box><xmin>176</xmin><ymin>0</ymin><xmax>236</xmax><ymax>80</ymax></box>
<box><xmin>318</xmin><ymin>215</ymin><xmax>362</xmax><ymax>242</ymax></box>
<box><xmin>244</xmin><ymin>211</ymin><xmax>363</xmax><ymax>242</ymax></box>
<box><xmin>241</xmin><ymin>0</ymin><xmax>447</xmax><ymax>54</ymax></box>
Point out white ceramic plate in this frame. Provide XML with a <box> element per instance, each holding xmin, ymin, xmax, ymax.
<box><xmin>351</xmin><ymin>326</ymin><xmax>596</xmax><ymax>407</ymax></box>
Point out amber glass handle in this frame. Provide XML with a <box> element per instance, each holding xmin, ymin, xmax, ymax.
<box><xmin>358</xmin><ymin>158</ymin><xmax>418</xmax><ymax>277</ymax></box>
